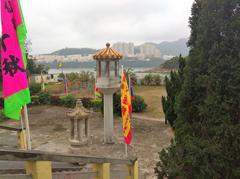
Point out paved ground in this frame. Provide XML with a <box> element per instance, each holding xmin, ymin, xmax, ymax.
<box><xmin>0</xmin><ymin>105</ymin><xmax>173</xmax><ymax>178</ymax></box>
<box><xmin>132</xmin><ymin>114</ymin><xmax>165</xmax><ymax>122</ymax></box>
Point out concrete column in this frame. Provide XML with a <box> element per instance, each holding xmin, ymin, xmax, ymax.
<box><xmin>77</xmin><ymin>120</ymin><xmax>83</xmax><ymax>141</ymax></box>
<box><xmin>26</xmin><ymin>161</ymin><xmax>52</xmax><ymax>179</ymax></box>
<box><xmin>127</xmin><ymin>161</ymin><xmax>139</xmax><ymax>179</ymax></box>
<box><xmin>70</xmin><ymin>118</ymin><xmax>75</xmax><ymax>140</ymax></box>
<box><xmin>104</xmin><ymin>94</ymin><xmax>114</xmax><ymax>144</ymax></box>
<box><xmin>92</xmin><ymin>163</ymin><xmax>111</xmax><ymax>179</ymax></box>
<box><xmin>85</xmin><ymin>118</ymin><xmax>89</xmax><ymax>138</ymax></box>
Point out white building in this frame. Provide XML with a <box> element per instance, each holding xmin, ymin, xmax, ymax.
<box><xmin>34</xmin><ymin>54</ymin><xmax>94</xmax><ymax>63</ymax></box>
<box><xmin>112</xmin><ymin>42</ymin><xmax>134</xmax><ymax>57</ymax></box>
<box><xmin>139</xmin><ymin>44</ymin><xmax>162</xmax><ymax>58</ymax></box>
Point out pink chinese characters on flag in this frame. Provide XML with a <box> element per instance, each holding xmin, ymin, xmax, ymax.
<box><xmin>1</xmin><ymin>0</ymin><xmax>31</xmax><ymax>120</ymax></box>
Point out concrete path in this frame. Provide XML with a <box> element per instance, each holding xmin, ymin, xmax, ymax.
<box><xmin>132</xmin><ymin>114</ymin><xmax>165</xmax><ymax>122</ymax></box>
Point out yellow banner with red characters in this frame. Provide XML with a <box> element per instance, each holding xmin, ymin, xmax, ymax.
<box><xmin>121</xmin><ymin>71</ymin><xmax>132</xmax><ymax>145</ymax></box>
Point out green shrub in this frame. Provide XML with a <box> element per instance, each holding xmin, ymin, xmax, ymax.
<box><xmin>132</xmin><ymin>95</ymin><xmax>147</xmax><ymax>112</ymax></box>
<box><xmin>81</xmin><ymin>97</ymin><xmax>93</xmax><ymax>109</ymax></box>
<box><xmin>113</xmin><ymin>93</ymin><xmax>147</xmax><ymax>115</ymax></box>
<box><xmin>61</xmin><ymin>95</ymin><xmax>76</xmax><ymax>108</ymax></box>
<box><xmin>29</xmin><ymin>83</ymin><xmax>41</xmax><ymax>95</ymax></box>
<box><xmin>90</xmin><ymin>99</ymin><xmax>102</xmax><ymax>111</ymax></box>
<box><xmin>50</xmin><ymin>96</ymin><xmax>61</xmax><ymax>105</ymax></box>
<box><xmin>31</xmin><ymin>95</ymin><xmax>40</xmax><ymax>105</ymax></box>
<box><xmin>38</xmin><ymin>92</ymin><xmax>51</xmax><ymax>104</ymax></box>
<box><xmin>113</xmin><ymin>93</ymin><xmax>121</xmax><ymax>116</ymax></box>
<box><xmin>0</xmin><ymin>97</ymin><xmax>4</xmax><ymax>108</ymax></box>
<box><xmin>140</xmin><ymin>74</ymin><xmax>162</xmax><ymax>86</ymax></box>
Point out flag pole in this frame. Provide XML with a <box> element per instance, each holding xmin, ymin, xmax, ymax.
<box><xmin>125</xmin><ymin>143</ymin><xmax>128</xmax><ymax>157</ymax></box>
<box><xmin>20</xmin><ymin>115</ymin><xmax>24</xmax><ymax>131</ymax></box>
<box><xmin>23</xmin><ymin>105</ymin><xmax>31</xmax><ymax>150</ymax></box>
<box><xmin>64</xmin><ymin>72</ymin><xmax>68</xmax><ymax>95</ymax></box>
<box><xmin>94</xmin><ymin>75</ymin><xmax>96</xmax><ymax>100</ymax></box>
<box><xmin>128</xmin><ymin>73</ymin><xmax>131</xmax><ymax>90</ymax></box>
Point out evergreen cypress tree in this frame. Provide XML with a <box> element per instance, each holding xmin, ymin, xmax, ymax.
<box><xmin>162</xmin><ymin>55</ymin><xmax>186</xmax><ymax>126</ymax></box>
<box><xmin>156</xmin><ymin>0</ymin><xmax>240</xmax><ymax>178</ymax></box>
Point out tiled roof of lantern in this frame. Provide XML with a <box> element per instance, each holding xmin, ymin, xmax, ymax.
<box><xmin>93</xmin><ymin>43</ymin><xmax>123</xmax><ymax>60</ymax></box>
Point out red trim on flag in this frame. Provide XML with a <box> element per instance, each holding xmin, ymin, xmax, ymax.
<box><xmin>124</xmin><ymin>127</ymin><xmax>132</xmax><ymax>145</ymax></box>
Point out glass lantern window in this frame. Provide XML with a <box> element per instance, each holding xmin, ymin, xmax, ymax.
<box><xmin>101</xmin><ymin>61</ymin><xmax>108</xmax><ymax>77</ymax></box>
<box><xmin>97</xmin><ymin>61</ymin><xmax>101</xmax><ymax>77</ymax></box>
<box><xmin>115</xmin><ymin>61</ymin><xmax>119</xmax><ymax>77</ymax></box>
<box><xmin>110</xmin><ymin>61</ymin><xmax>116</xmax><ymax>78</ymax></box>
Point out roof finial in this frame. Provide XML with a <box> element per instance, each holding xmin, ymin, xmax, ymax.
<box><xmin>106</xmin><ymin>42</ymin><xmax>110</xmax><ymax>48</ymax></box>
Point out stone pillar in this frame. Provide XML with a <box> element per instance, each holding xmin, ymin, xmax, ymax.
<box><xmin>70</xmin><ymin>118</ymin><xmax>75</xmax><ymax>141</ymax></box>
<box><xmin>70</xmin><ymin>118</ymin><xmax>88</xmax><ymax>146</ymax></box>
<box><xmin>104</xmin><ymin>94</ymin><xmax>114</xmax><ymax>144</ymax></box>
<box><xmin>66</xmin><ymin>99</ymin><xmax>91</xmax><ymax>147</ymax></box>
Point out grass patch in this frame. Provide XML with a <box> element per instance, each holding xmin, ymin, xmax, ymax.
<box><xmin>46</xmin><ymin>82</ymin><xmax>94</xmax><ymax>98</ymax></box>
<box><xmin>133</xmin><ymin>85</ymin><xmax>166</xmax><ymax>118</ymax></box>
<box><xmin>45</xmin><ymin>83</ymin><xmax>166</xmax><ymax>118</ymax></box>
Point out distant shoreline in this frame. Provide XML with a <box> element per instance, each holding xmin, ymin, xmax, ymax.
<box><xmin>48</xmin><ymin>67</ymin><xmax>151</xmax><ymax>74</ymax></box>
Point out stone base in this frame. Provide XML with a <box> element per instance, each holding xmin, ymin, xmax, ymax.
<box><xmin>69</xmin><ymin>138</ymin><xmax>88</xmax><ymax>147</ymax></box>
<box><xmin>104</xmin><ymin>140</ymin><xmax>115</xmax><ymax>145</ymax></box>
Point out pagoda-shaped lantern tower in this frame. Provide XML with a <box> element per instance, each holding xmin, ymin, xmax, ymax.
<box><xmin>93</xmin><ymin>43</ymin><xmax>123</xmax><ymax>144</ymax></box>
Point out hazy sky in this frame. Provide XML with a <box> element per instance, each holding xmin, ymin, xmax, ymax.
<box><xmin>2</xmin><ymin>0</ymin><xmax>195</xmax><ymax>54</ymax></box>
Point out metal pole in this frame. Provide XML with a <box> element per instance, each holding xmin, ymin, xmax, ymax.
<box><xmin>20</xmin><ymin>115</ymin><xmax>24</xmax><ymax>131</ymax></box>
<box><xmin>64</xmin><ymin>72</ymin><xmax>68</xmax><ymax>95</ymax></box>
<box><xmin>128</xmin><ymin>73</ymin><xmax>131</xmax><ymax>89</ymax></box>
<box><xmin>23</xmin><ymin>105</ymin><xmax>31</xmax><ymax>150</ymax></box>
<box><xmin>94</xmin><ymin>77</ymin><xmax>96</xmax><ymax>100</ymax></box>
<box><xmin>125</xmin><ymin>143</ymin><xmax>128</xmax><ymax>158</ymax></box>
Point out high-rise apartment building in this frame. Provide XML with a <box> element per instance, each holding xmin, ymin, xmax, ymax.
<box><xmin>112</xmin><ymin>42</ymin><xmax>134</xmax><ymax>57</ymax></box>
<box><xmin>139</xmin><ymin>44</ymin><xmax>161</xmax><ymax>58</ymax></box>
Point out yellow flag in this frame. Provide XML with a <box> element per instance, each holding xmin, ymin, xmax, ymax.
<box><xmin>121</xmin><ymin>71</ymin><xmax>132</xmax><ymax>145</ymax></box>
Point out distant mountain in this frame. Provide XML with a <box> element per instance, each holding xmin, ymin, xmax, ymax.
<box><xmin>40</xmin><ymin>58</ymin><xmax>164</xmax><ymax>69</ymax></box>
<box><xmin>51</xmin><ymin>48</ymin><xmax>98</xmax><ymax>56</ymax></box>
<box><xmin>156</xmin><ymin>38</ymin><xmax>189</xmax><ymax>57</ymax></box>
<box><xmin>49</xmin><ymin>38</ymin><xmax>189</xmax><ymax>57</ymax></box>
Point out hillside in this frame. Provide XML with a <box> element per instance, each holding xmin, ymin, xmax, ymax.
<box><xmin>51</xmin><ymin>48</ymin><xmax>98</xmax><ymax>56</ymax></box>
<box><xmin>138</xmin><ymin>38</ymin><xmax>189</xmax><ymax>57</ymax></box>
<box><xmin>40</xmin><ymin>58</ymin><xmax>164</xmax><ymax>69</ymax></box>
<box><xmin>143</xmin><ymin>57</ymin><xmax>179</xmax><ymax>73</ymax></box>
<box><xmin>156</xmin><ymin>38</ymin><xmax>189</xmax><ymax>57</ymax></box>
<box><xmin>49</xmin><ymin>38</ymin><xmax>189</xmax><ymax>57</ymax></box>
<box><xmin>160</xmin><ymin>56</ymin><xmax>179</xmax><ymax>69</ymax></box>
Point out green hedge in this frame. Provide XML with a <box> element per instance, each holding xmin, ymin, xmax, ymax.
<box><xmin>30</xmin><ymin>92</ymin><xmax>147</xmax><ymax>114</ymax></box>
<box><xmin>38</xmin><ymin>92</ymin><xmax>51</xmax><ymax>104</ymax></box>
<box><xmin>60</xmin><ymin>95</ymin><xmax>77</xmax><ymax>108</ymax></box>
<box><xmin>90</xmin><ymin>99</ymin><xmax>102</xmax><ymax>111</ymax></box>
<box><xmin>81</xmin><ymin>97</ymin><xmax>93</xmax><ymax>109</ymax></box>
<box><xmin>31</xmin><ymin>95</ymin><xmax>40</xmax><ymax>105</ymax></box>
<box><xmin>29</xmin><ymin>83</ymin><xmax>42</xmax><ymax>95</ymax></box>
<box><xmin>50</xmin><ymin>96</ymin><xmax>61</xmax><ymax>105</ymax></box>
<box><xmin>132</xmin><ymin>95</ymin><xmax>147</xmax><ymax>112</ymax></box>
<box><xmin>140</xmin><ymin>74</ymin><xmax>162</xmax><ymax>86</ymax></box>
<box><xmin>113</xmin><ymin>93</ymin><xmax>147</xmax><ymax>116</ymax></box>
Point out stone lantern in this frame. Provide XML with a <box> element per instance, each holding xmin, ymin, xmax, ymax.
<box><xmin>66</xmin><ymin>99</ymin><xmax>90</xmax><ymax>147</ymax></box>
<box><xmin>93</xmin><ymin>43</ymin><xmax>123</xmax><ymax>144</ymax></box>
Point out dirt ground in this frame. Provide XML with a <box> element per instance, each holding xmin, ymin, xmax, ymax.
<box><xmin>0</xmin><ymin>105</ymin><xmax>173</xmax><ymax>178</ymax></box>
